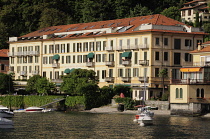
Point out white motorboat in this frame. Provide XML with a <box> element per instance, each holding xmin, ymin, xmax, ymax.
<box><xmin>0</xmin><ymin>105</ymin><xmax>14</xmax><ymax>118</ymax></box>
<box><xmin>0</xmin><ymin>117</ymin><xmax>14</xmax><ymax>128</ymax></box>
<box><xmin>134</xmin><ymin>106</ymin><xmax>154</xmax><ymax>126</ymax></box>
<box><xmin>25</xmin><ymin>107</ymin><xmax>43</xmax><ymax>112</ymax></box>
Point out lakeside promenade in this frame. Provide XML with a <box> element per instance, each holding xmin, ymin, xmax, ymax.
<box><xmin>85</xmin><ymin>105</ymin><xmax>171</xmax><ymax>115</ymax></box>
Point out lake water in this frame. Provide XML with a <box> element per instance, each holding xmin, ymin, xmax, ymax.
<box><xmin>1</xmin><ymin>111</ymin><xmax>210</xmax><ymax>139</ymax></box>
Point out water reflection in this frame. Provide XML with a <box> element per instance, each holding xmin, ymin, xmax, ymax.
<box><xmin>0</xmin><ymin>112</ymin><xmax>210</xmax><ymax>138</ymax></box>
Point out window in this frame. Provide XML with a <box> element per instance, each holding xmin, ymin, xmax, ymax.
<box><xmin>155</xmin><ymin>52</ymin><xmax>159</xmax><ymax>60</ymax></box>
<box><xmin>83</xmin><ymin>42</ymin><xmax>88</xmax><ymax>52</ymax></box>
<box><xmin>201</xmin><ymin>89</ymin><xmax>204</xmax><ymax>98</ymax></box>
<box><xmin>73</xmin><ymin>56</ymin><xmax>75</xmax><ymax>63</ymax></box>
<box><xmin>164</xmin><ymin>52</ymin><xmax>168</xmax><ymax>61</ymax></box>
<box><xmin>89</xmin><ymin>42</ymin><xmax>94</xmax><ymax>51</ymax></box>
<box><xmin>28</xmin><ymin>56</ymin><xmax>33</xmax><ymax>63</ymax></box>
<box><xmin>44</xmin><ymin>45</ymin><xmax>47</xmax><ymax>54</ymax></box>
<box><xmin>102</xmin><ymin>54</ymin><xmax>106</xmax><ymax>62</ymax></box>
<box><xmin>185</xmin><ymin>53</ymin><xmax>191</xmax><ymax>62</ymax></box>
<box><xmin>172</xmin><ymin>69</ymin><xmax>180</xmax><ymax>79</ymax></box>
<box><xmin>174</xmin><ymin>53</ymin><xmax>181</xmax><ymax>65</ymax></box>
<box><xmin>49</xmin><ymin>45</ymin><xmax>54</xmax><ymax>53</ymax></box>
<box><xmin>77</xmin><ymin>43</ymin><xmax>82</xmax><ymax>52</ymax></box>
<box><xmin>96</xmin><ymin>54</ymin><xmax>101</xmax><ymax>62</ymax></box>
<box><xmin>119</xmin><ymin>40</ymin><xmax>123</xmax><ymax>50</ymax></box>
<box><xmin>188</xmin><ymin>10</ymin><xmax>191</xmax><ymax>16</ymax></box>
<box><xmin>155</xmin><ymin>68</ymin><xmax>159</xmax><ymax>77</ymax></box>
<box><xmin>164</xmin><ymin>38</ymin><xmax>168</xmax><ymax>46</ymax></box>
<box><xmin>23</xmin><ymin>57</ymin><xmax>27</xmax><ymax>63</ymax></box>
<box><xmin>176</xmin><ymin>88</ymin><xmax>183</xmax><ymax>98</ymax></box>
<box><xmin>134</xmin><ymin>52</ymin><xmax>138</xmax><ymax>64</ymax></box>
<box><xmin>144</xmin><ymin>52</ymin><xmax>147</xmax><ymax>60</ymax></box>
<box><xmin>61</xmin><ymin>44</ymin><xmax>65</xmax><ymax>53</ymax></box>
<box><xmin>174</xmin><ymin>39</ymin><xmax>181</xmax><ymax>49</ymax></box>
<box><xmin>49</xmin><ymin>56</ymin><xmax>53</xmax><ymax>64</ymax></box>
<box><xmin>66</xmin><ymin>56</ymin><xmax>71</xmax><ymax>63</ymax></box>
<box><xmin>119</xmin><ymin>53</ymin><xmax>122</xmax><ymax>64</ymax></box>
<box><xmin>55</xmin><ymin>71</ymin><xmax>59</xmax><ymax>79</ymax></box>
<box><xmin>62</xmin><ymin>56</ymin><xmax>64</xmax><ymax>64</ymax></box>
<box><xmin>35</xmin><ymin>56</ymin><xmax>39</xmax><ymax>63</ymax></box>
<box><xmin>176</xmin><ymin>88</ymin><xmax>179</xmax><ymax>98</ymax></box>
<box><xmin>185</xmin><ymin>39</ymin><xmax>191</xmax><ymax>47</ymax></box>
<box><xmin>133</xmin><ymin>68</ymin><xmax>139</xmax><ymax>77</ymax></box>
<box><xmin>67</xmin><ymin>43</ymin><xmax>70</xmax><ymax>52</ymax></box>
<box><xmin>83</xmin><ymin>55</ymin><xmax>87</xmax><ymax>63</ymax></box>
<box><xmin>1</xmin><ymin>64</ymin><xmax>4</xmax><ymax>70</ymax></box>
<box><xmin>155</xmin><ymin>37</ymin><xmax>160</xmax><ymax>45</ymax></box>
<box><xmin>103</xmin><ymin>41</ymin><xmax>106</xmax><ymax>50</ymax></box>
<box><xmin>50</xmin><ymin>71</ymin><xmax>52</xmax><ymax>79</ymax></box>
<box><xmin>182</xmin><ymin>11</ymin><xmax>185</xmax><ymax>16</ymax></box>
<box><xmin>127</xmin><ymin>39</ymin><xmax>130</xmax><ymax>49</ymax></box>
<box><xmin>43</xmin><ymin>72</ymin><xmax>46</xmax><ymax>77</ymax></box>
<box><xmin>135</xmin><ymin>38</ymin><xmax>138</xmax><ymax>46</ymax></box>
<box><xmin>109</xmin><ymin>54</ymin><xmax>114</xmax><ymax>61</ymax></box>
<box><xmin>109</xmin><ymin>69</ymin><xmax>113</xmax><ymax>77</ymax></box>
<box><xmin>96</xmin><ymin>41</ymin><xmax>101</xmax><ymax>51</ymax></box>
<box><xmin>102</xmin><ymin>70</ymin><xmax>106</xmax><ymax>79</ymax></box>
<box><xmin>118</xmin><ymin>69</ymin><xmax>123</xmax><ymax>77</ymax></box>
<box><xmin>73</xmin><ymin>43</ymin><xmax>76</xmax><ymax>52</ymax></box>
<box><xmin>125</xmin><ymin>68</ymin><xmax>131</xmax><ymax>77</ymax></box>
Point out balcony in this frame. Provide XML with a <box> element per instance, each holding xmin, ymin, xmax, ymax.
<box><xmin>121</xmin><ymin>77</ymin><xmax>131</xmax><ymax>82</ymax></box>
<box><xmin>8</xmin><ymin>52</ymin><xmax>14</xmax><ymax>57</ymax></box>
<box><xmin>86</xmin><ymin>62</ymin><xmax>95</xmax><ymax>67</ymax></box>
<box><xmin>52</xmin><ymin>63</ymin><xmax>60</xmax><ymax>68</ymax></box>
<box><xmin>105</xmin><ymin>46</ymin><xmax>114</xmax><ymax>51</ymax></box>
<box><xmin>32</xmin><ymin>70</ymin><xmax>39</xmax><ymax>75</ymax></box>
<box><xmin>139</xmin><ymin>77</ymin><xmax>149</xmax><ymax>82</ymax></box>
<box><xmin>105</xmin><ymin>61</ymin><xmax>114</xmax><ymax>66</ymax></box>
<box><xmin>29</xmin><ymin>51</ymin><xmax>40</xmax><ymax>56</ymax></box>
<box><xmin>122</xmin><ymin>60</ymin><xmax>131</xmax><ymax>66</ymax></box>
<box><xmin>105</xmin><ymin>77</ymin><xmax>114</xmax><ymax>82</ymax></box>
<box><xmin>139</xmin><ymin>60</ymin><xmax>149</xmax><ymax>66</ymax></box>
<box><xmin>14</xmin><ymin>52</ymin><xmax>23</xmax><ymax>57</ymax></box>
<box><xmin>19</xmin><ymin>71</ymin><xmax>27</xmax><ymax>76</ymax></box>
<box><xmin>171</xmin><ymin>79</ymin><xmax>210</xmax><ymax>85</ymax></box>
<box><xmin>139</xmin><ymin>44</ymin><xmax>149</xmax><ymax>49</ymax></box>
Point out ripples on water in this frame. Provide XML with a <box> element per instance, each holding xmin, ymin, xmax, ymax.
<box><xmin>1</xmin><ymin>111</ymin><xmax>210</xmax><ymax>139</ymax></box>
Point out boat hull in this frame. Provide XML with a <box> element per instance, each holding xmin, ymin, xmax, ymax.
<box><xmin>0</xmin><ymin>118</ymin><xmax>14</xmax><ymax>129</ymax></box>
<box><xmin>0</xmin><ymin>112</ymin><xmax>14</xmax><ymax>118</ymax></box>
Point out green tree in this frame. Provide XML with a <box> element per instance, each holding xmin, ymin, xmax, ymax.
<box><xmin>60</xmin><ymin>69</ymin><xmax>98</xmax><ymax>95</ymax></box>
<box><xmin>0</xmin><ymin>73</ymin><xmax>14</xmax><ymax>94</ymax></box>
<box><xmin>99</xmin><ymin>86</ymin><xmax>114</xmax><ymax>105</ymax></box>
<box><xmin>159</xmin><ymin>69</ymin><xmax>168</xmax><ymax>95</ymax></box>
<box><xmin>161</xmin><ymin>6</ymin><xmax>181</xmax><ymax>21</ymax></box>
<box><xmin>26</xmin><ymin>75</ymin><xmax>42</xmax><ymax>94</ymax></box>
<box><xmin>194</xmin><ymin>12</ymin><xmax>200</xmax><ymax>27</ymax></box>
<box><xmin>129</xmin><ymin>4</ymin><xmax>153</xmax><ymax>17</ymax></box>
<box><xmin>113</xmin><ymin>85</ymin><xmax>132</xmax><ymax>97</ymax></box>
<box><xmin>35</xmin><ymin>77</ymin><xmax>55</xmax><ymax>95</ymax></box>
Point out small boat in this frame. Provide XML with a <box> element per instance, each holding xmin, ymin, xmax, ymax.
<box><xmin>0</xmin><ymin>105</ymin><xmax>14</xmax><ymax>118</ymax></box>
<box><xmin>25</xmin><ymin>107</ymin><xmax>44</xmax><ymax>112</ymax></box>
<box><xmin>0</xmin><ymin>117</ymin><xmax>14</xmax><ymax>128</ymax></box>
<box><xmin>134</xmin><ymin>106</ymin><xmax>154</xmax><ymax>126</ymax></box>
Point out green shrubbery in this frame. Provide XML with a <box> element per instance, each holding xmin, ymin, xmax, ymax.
<box><xmin>114</xmin><ymin>97</ymin><xmax>135</xmax><ymax>110</ymax></box>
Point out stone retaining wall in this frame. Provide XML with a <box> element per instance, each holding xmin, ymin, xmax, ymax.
<box><xmin>145</xmin><ymin>100</ymin><xmax>170</xmax><ymax>110</ymax></box>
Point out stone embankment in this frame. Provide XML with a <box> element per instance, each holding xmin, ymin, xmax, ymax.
<box><xmin>85</xmin><ymin>105</ymin><xmax>170</xmax><ymax>115</ymax></box>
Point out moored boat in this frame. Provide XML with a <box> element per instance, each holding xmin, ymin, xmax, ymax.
<box><xmin>0</xmin><ymin>117</ymin><xmax>14</xmax><ymax>128</ymax></box>
<box><xmin>25</xmin><ymin>107</ymin><xmax>44</xmax><ymax>112</ymax></box>
<box><xmin>134</xmin><ymin>106</ymin><xmax>154</xmax><ymax>126</ymax></box>
<box><xmin>0</xmin><ymin>105</ymin><xmax>14</xmax><ymax>118</ymax></box>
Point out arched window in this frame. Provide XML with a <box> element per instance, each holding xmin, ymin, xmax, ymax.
<box><xmin>197</xmin><ymin>88</ymin><xmax>200</xmax><ymax>98</ymax></box>
<box><xmin>176</xmin><ymin>88</ymin><xmax>179</xmax><ymax>98</ymax></box>
<box><xmin>180</xmin><ymin>88</ymin><xmax>183</xmax><ymax>98</ymax></box>
<box><xmin>201</xmin><ymin>88</ymin><xmax>204</xmax><ymax>98</ymax></box>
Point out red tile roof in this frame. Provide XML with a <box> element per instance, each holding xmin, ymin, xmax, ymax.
<box><xmin>190</xmin><ymin>41</ymin><xmax>210</xmax><ymax>53</ymax></box>
<box><xmin>183</xmin><ymin>0</ymin><xmax>206</xmax><ymax>5</ymax></box>
<box><xmin>0</xmin><ymin>49</ymin><xmax>9</xmax><ymax>57</ymax></box>
<box><xmin>180</xmin><ymin>3</ymin><xmax>207</xmax><ymax>10</ymax></box>
<box><xmin>15</xmin><ymin>14</ymin><xmax>205</xmax><ymax>42</ymax></box>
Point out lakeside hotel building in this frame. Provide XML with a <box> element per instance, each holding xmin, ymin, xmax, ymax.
<box><xmin>8</xmin><ymin>14</ymin><xmax>206</xmax><ymax>100</ymax></box>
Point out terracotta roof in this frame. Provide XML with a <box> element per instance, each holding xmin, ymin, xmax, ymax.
<box><xmin>199</xmin><ymin>6</ymin><xmax>210</xmax><ymax>10</ymax></box>
<box><xmin>180</xmin><ymin>3</ymin><xmax>207</xmax><ymax>10</ymax></box>
<box><xmin>20</xmin><ymin>14</ymin><xmax>187</xmax><ymax>38</ymax></box>
<box><xmin>184</xmin><ymin>0</ymin><xmax>206</xmax><ymax>5</ymax></box>
<box><xmin>190</xmin><ymin>43</ymin><xmax>210</xmax><ymax>53</ymax></box>
<box><xmin>0</xmin><ymin>49</ymin><xmax>9</xmax><ymax>57</ymax></box>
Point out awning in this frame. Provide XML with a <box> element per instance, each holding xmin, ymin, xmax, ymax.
<box><xmin>64</xmin><ymin>68</ymin><xmax>71</xmax><ymax>74</ymax></box>
<box><xmin>87</xmin><ymin>52</ymin><xmax>94</xmax><ymax>58</ymax></box>
<box><xmin>52</xmin><ymin>54</ymin><xmax>60</xmax><ymax>60</ymax></box>
<box><xmin>180</xmin><ymin>67</ymin><xmax>201</xmax><ymax>72</ymax></box>
<box><xmin>121</xmin><ymin>52</ymin><xmax>132</xmax><ymax>57</ymax></box>
<box><xmin>70</xmin><ymin>68</ymin><xmax>75</xmax><ymax>73</ymax></box>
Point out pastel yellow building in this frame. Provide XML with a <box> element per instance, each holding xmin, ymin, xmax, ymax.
<box><xmin>8</xmin><ymin>14</ymin><xmax>205</xmax><ymax>100</ymax></box>
<box><xmin>170</xmin><ymin>42</ymin><xmax>210</xmax><ymax>115</ymax></box>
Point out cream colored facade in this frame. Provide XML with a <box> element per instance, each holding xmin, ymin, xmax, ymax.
<box><xmin>8</xmin><ymin>15</ymin><xmax>205</xmax><ymax>100</ymax></box>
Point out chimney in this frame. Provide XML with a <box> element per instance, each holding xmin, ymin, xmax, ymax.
<box><xmin>197</xmin><ymin>42</ymin><xmax>202</xmax><ymax>50</ymax></box>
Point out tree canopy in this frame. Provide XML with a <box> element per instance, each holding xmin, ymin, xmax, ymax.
<box><xmin>0</xmin><ymin>73</ymin><xmax>14</xmax><ymax>94</ymax></box>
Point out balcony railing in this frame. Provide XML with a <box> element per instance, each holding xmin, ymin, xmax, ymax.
<box><xmin>8</xmin><ymin>52</ymin><xmax>14</xmax><ymax>57</ymax></box>
<box><xmin>105</xmin><ymin>61</ymin><xmax>114</xmax><ymax>66</ymax></box>
<box><xmin>105</xmin><ymin>46</ymin><xmax>114</xmax><ymax>51</ymax></box>
<box><xmin>32</xmin><ymin>70</ymin><xmax>39</xmax><ymax>75</ymax></box>
<box><xmin>171</xmin><ymin>79</ymin><xmax>210</xmax><ymax>84</ymax></box>
<box><xmin>139</xmin><ymin>77</ymin><xmax>149</xmax><ymax>82</ymax></box>
<box><xmin>52</xmin><ymin>63</ymin><xmax>60</xmax><ymax>68</ymax></box>
<box><xmin>19</xmin><ymin>71</ymin><xmax>27</xmax><ymax>76</ymax></box>
<box><xmin>139</xmin><ymin>44</ymin><xmax>149</xmax><ymax>49</ymax></box>
<box><xmin>105</xmin><ymin>77</ymin><xmax>114</xmax><ymax>82</ymax></box>
<box><xmin>122</xmin><ymin>60</ymin><xmax>131</xmax><ymax>66</ymax></box>
<box><xmin>13</xmin><ymin>51</ymin><xmax>40</xmax><ymax>57</ymax></box>
<box><xmin>139</xmin><ymin>60</ymin><xmax>149</xmax><ymax>66</ymax></box>
<box><xmin>86</xmin><ymin>62</ymin><xmax>95</xmax><ymax>67</ymax></box>
<box><xmin>121</xmin><ymin>77</ymin><xmax>131</xmax><ymax>82</ymax></box>
<box><xmin>29</xmin><ymin>51</ymin><xmax>40</xmax><ymax>56</ymax></box>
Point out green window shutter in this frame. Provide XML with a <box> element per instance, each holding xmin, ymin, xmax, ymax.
<box><xmin>180</xmin><ymin>88</ymin><xmax>183</xmax><ymax>98</ymax></box>
<box><xmin>176</xmin><ymin>88</ymin><xmax>179</xmax><ymax>98</ymax></box>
